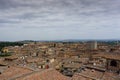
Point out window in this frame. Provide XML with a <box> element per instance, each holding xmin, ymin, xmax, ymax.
<box><xmin>110</xmin><ymin>60</ymin><xmax>117</xmax><ymax>67</ymax></box>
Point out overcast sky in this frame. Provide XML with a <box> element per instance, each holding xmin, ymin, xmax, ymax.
<box><xmin>0</xmin><ymin>0</ymin><xmax>120</xmax><ymax>41</ymax></box>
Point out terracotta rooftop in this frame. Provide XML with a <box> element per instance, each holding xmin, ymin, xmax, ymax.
<box><xmin>26</xmin><ymin>57</ymin><xmax>39</xmax><ymax>63</ymax></box>
<box><xmin>93</xmin><ymin>53</ymin><xmax>120</xmax><ymax>60</ymax></box>
<box><xmin>72</xmin><ymin>73</ymin><xmax>90</xmax><ymax>80</ymax></box>
<box><xmin>72</xmin><ymin>68</ymin><xmax>104</xmax><ymax>80</ymax></box>
<box><xmin>72</xmin><ymin>69</ymin><xmax>120</xmax><ymax>80</ymax></box>
<box><xmin>5</xmin><ymin>55</ymin><xmax>18</xmax><ymax>60</ymax></box>
<box><xmin>63</xmin><ymin>63</ymin><xmax>82</xmax><ymax>69</ymax></box>
<box><xmin>0</xmin><ymin>61</ymin><xmax>8</xmax><ymax>66</ymax></box>
<box><xmin>15</xmin><ymin>68</ymin><xmax>70</xmax><ymax>80</ymax></box>
<box><xmin>0</xmin><ymin>66</ymin><xmax>33</xmax><ymax>80</ymax></box>
<box><xmin>102</xmin><ymin>72</ymin><xmax>120</xmax><ymax>80</ymax></box>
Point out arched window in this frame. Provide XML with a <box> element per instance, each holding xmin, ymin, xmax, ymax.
<box><xmin>110</xmin><ymin>60</ymin><xmax>117</xmax><ymax>67</ymax></box>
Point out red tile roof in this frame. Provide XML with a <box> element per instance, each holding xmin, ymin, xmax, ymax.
<box><xmin>0</xmin><ymin>66</ymin><xmax>33</xmax><ymax>80</ymax></box>
<box><xmin>16</xmin><ymin>68</ymin><xmax>71</xmax><ymax>80</ymax></box>
<box><xmin>93</xmin><ymin>53</ymin><xmax>120</xmax><ymax>60</ymax></box>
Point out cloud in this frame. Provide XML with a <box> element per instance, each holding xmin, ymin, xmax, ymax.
<box><xmin>0</xmin><ymin>0</ymin><xmax>120</xmax><ymax>41</ymax></box>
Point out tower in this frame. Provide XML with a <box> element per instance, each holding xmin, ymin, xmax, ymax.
<box><xmin>87</xmin><ymin>41</ymin><xmax>97</xmax><ymax>50</ymax></box>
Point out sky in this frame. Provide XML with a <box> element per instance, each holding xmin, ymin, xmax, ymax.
<box><xmin>0</xmin><ymin>0</ymin><xmax>120</xmax><ymax>41</ymax></box>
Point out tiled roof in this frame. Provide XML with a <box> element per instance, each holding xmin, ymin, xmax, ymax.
<box><xmin>93</xmin><ymin>53</ymin><xmax>120</xmax><ymax>60</ymax></box>
<box><xmin>72</xmin><ymin>69</ymin><xmax>120</xmax><ymax>80</ymax></box>
<box><xmin>0</xmin><ymin>66</ymin><xmax>33</xmax><ymax>80</ymax></box>
<box><xmin>15</xmin><ymin>68</ymin><xmax>71</xmax><ymax>80</ymax></box>
<box><xmin>102</xmin><ymin>72</ymin><xmax>120</xmax><ymax>80</ymax></box>
<box><xmin>72</xmin><ymin>73</ymin><xmax>90</xmax><ymax>80</ymax></box>
<box><xmin>5</xmin><ymin>55</ymin><xmax>18</xmax><ymax>60</ymax></box>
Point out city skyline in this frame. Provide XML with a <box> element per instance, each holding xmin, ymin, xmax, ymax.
<box><xmin>0</xmin><ymin>0</ymin><xmax>120</xmax><ymax>41</ymax></box>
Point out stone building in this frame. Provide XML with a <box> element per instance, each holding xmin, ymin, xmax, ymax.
<box><xmin>93</xmin><ymin>53</ymin><xmax>120</xmax><ymax>74</ymax></box>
